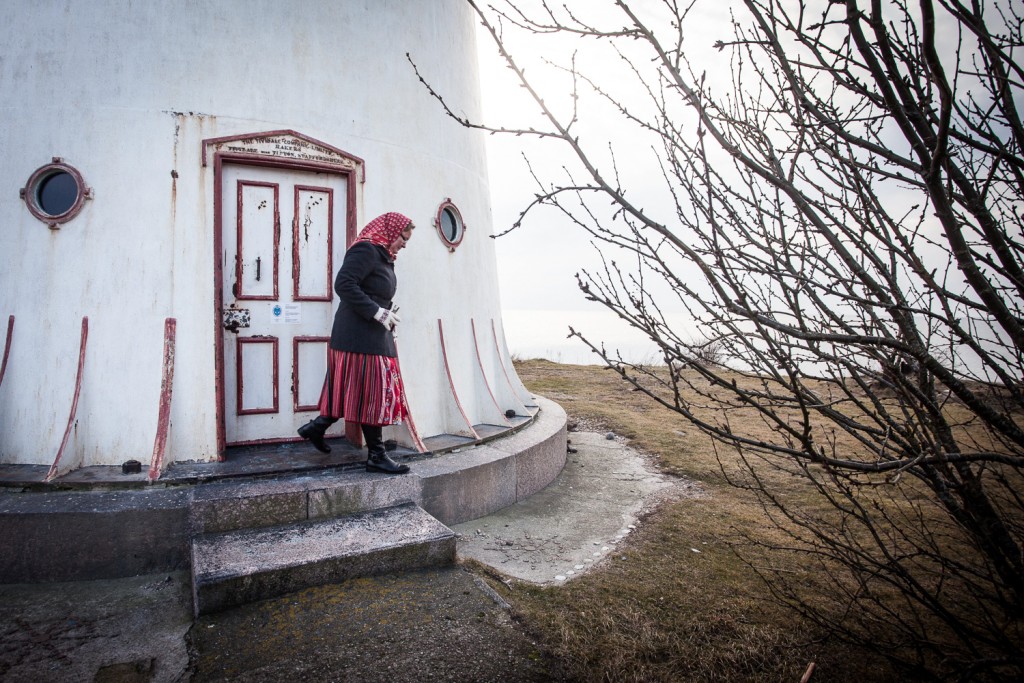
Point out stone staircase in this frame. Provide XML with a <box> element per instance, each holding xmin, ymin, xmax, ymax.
<box><xmin>185</xmin><ymin>470</ymin><xmax>459</xmax><ymax>616</ymax></box>
<box><xmin>0</xmin><ymin>397</ymin><xmax>568</xmax><ymax>615</ymax></box>
<box><xmin>190</xmin><ymin>501</ymin><xmax>455</xmax><ymax>616</ymax></box>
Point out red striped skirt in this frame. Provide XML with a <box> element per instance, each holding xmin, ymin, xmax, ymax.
<box><xmin>317</xmin><ymin>349</ymin><xmax>408</xmax><ymax>426</ymax></box>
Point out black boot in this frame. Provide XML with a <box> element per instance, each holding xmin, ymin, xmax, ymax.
<box><xmin>297</xmin><ymin>416</ymin><xmax>337</xmax><ymax>453</ymax></box>
<box><xmin>363</xmin><ymin>425</ymin><xmax>409</xmax><ymax>474</ymax></box>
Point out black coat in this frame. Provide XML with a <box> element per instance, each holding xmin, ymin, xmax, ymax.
<box><xmin>329</xmin><ymin>241</ymin><xmax>397</xmax><ymax>357</ymax></box>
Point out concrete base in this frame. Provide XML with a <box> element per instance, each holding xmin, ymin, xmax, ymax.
<box><xmin>0</xmin><ymin>488</ymin><xmax>192</xmax><ymax>582</ymax></box>
<box><xmin>0</xmin><ymin>427</ymin><xmax>687</xmax><ymax>682</ymax></box>
<box><xmin>191</xmin><ymin>503</ymin><xmax>455</xmax><ymax>616</ymax></box>
<box><xmin>0</xmin><ymin>397</ymin><xmax>566</xmax><ymax>584</ymax></box>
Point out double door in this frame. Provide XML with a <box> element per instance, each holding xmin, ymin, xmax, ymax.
<box><xmin>221</xmin><ymin>164</ymin><xmax>349</xmax><ymax>445</ymax></box>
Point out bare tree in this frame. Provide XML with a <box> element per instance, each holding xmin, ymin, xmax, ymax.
<box><xmin>414</xmin><ymin>0</ymin><xmax>1024</xmax><ymax>678</ymax></box>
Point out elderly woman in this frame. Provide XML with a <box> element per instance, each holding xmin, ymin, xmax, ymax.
<box><xmin>298</xmin><ymin>212</ymin><xmax>414</xmax><ymax>474</ymax></box>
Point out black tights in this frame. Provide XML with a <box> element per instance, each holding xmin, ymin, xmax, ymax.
<box><xmin>316</xmin><ymin>416</ymin><xmax>381</xmax><ymax>449</ymax></box>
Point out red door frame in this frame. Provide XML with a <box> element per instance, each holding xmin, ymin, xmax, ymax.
<box><xmin>208</xmin><ymin>135</ymin><xmax>362</xmax><ymax>456</ymax></box>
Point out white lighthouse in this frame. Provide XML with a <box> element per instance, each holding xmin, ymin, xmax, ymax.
<box><xmin>0</xmin><ymin>0</ymin><xmax>537</xmax><ymax>477</ymax></box>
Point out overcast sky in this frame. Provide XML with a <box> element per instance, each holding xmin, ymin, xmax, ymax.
<box><xmin>471</xmin><ymin>1</ymin><xmax>983</xmax><ymax>366</ymax></box>
<box><xmin>473</xmin><ymin>1</ymin><xmax>731</xmax><ymax>361</ymax></box>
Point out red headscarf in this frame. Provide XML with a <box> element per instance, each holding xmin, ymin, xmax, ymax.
<box><xmin>355</xmin><ymin>212</ymin><xmax>412</xmax><ymax>259</ymax></box>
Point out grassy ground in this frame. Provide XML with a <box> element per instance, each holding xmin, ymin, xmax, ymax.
<box><xmin>491</xmin><ymin>359</ymin><xmax>903</xmax><ymax>682</ymax></box>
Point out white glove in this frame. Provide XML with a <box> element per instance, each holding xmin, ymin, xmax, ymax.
<box><xmin>373</xmin><ymin>306</ymin><xmax>401</xmax><ymax>331</ymax></box>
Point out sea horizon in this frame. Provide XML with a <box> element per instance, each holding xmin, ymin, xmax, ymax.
<box><xmin>501</xmin><ymin>308</ymin><xmax>693</xmax><ymax>366</ymax></box>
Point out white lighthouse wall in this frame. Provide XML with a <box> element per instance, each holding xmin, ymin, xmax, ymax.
<box><xmin>0</xmin><ymin>1</ymin><xmax>524</xmax><ymax>467</ymax></box>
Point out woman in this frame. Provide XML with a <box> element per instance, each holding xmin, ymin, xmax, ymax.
<box><xmin>297</xmin><ymin>211</ymin><xmax>414</xmax><ymax>474</ymax></box>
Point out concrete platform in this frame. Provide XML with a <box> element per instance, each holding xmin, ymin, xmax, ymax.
<box><xmin>454</xmin><ymin>431</ymin><xmax>702</xmax><ymax>584</ymax></box>
<box><xmin>191</xmin><ymin>503</ymin><xmax>456</xmax><ymax>616</ymax></box>
<box><xmin>0</xmin><ymin>427</ymin><xmax>687</xmax><ymax>682</ymax></box>
<box><xmin>0</xmin><ymin>420</ymin><xmax>534</xmax><ymax>490</ymax></box>
<box><xmin>0</xmin><ymin>397</ymin><xmax>566</xmax><ymax>584</ymax></box>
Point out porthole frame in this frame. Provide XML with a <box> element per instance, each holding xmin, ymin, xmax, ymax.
<box><xmin>434</xmin><ymin>199</ymin><xmax>466</xmax><ymax>251</ymax></box>
<box><xmin>21</xmin><ymin>158</ymin><xmax>92</xmax><ymax>228</ymax></box>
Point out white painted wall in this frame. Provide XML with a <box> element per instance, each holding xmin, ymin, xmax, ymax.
<box><xmin>0</xmin><ymin>0</ymin><xmax>527</xmax><ymax>468</ymax></box>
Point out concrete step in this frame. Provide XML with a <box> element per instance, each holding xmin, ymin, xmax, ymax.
<box><xmin>190</xmin><ymin>502</ymin><xmax>455</xmax><ymax>616</ymax></box>
<box><xmin>188</xmin><ymin>468</ymin><xmax>421</xmax><ymax>535</ymax></box>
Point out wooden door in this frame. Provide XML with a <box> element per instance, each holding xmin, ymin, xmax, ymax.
<box><xmin>220</xmin><ymin>164</ymin><xmax>348</xmax><ymax>445</ymax></box>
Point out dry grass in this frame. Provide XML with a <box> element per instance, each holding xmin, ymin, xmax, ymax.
<box><xmin>490</xmin><ymin>360</ymin><xmax>913</xmax><ymax>682</ymax></box>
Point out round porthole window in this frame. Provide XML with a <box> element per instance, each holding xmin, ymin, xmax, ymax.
<box><xmin>21</xmin><ymin>158</ymin><xmax>91</xmax><ymax>227</ymax></box>
<box><xmin>434</xmin><ymin>199</ymin><xmax>465</xmax><ymax>251</ymax></box>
